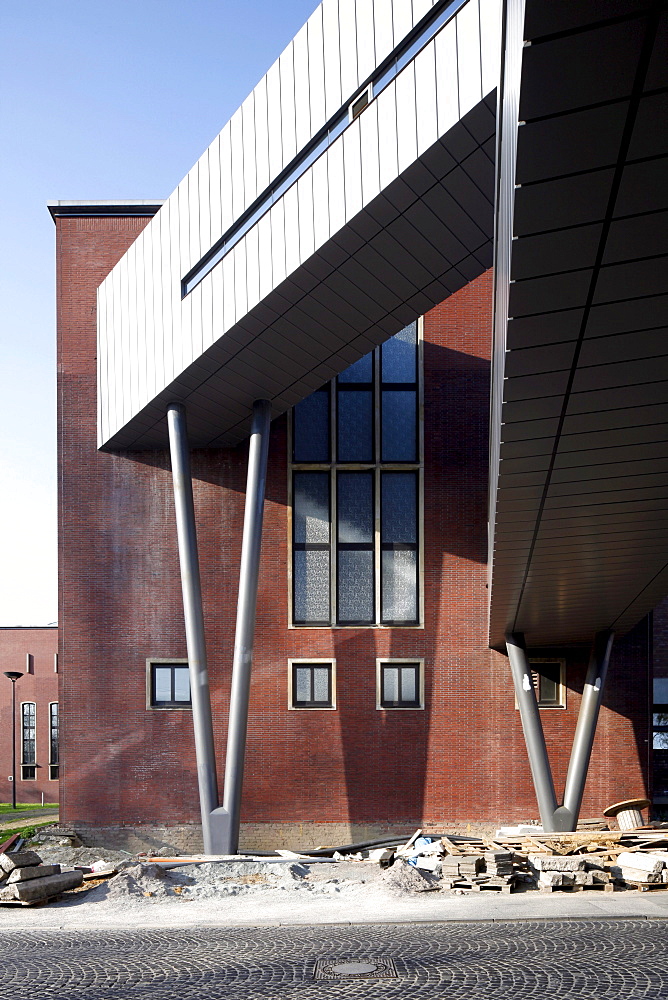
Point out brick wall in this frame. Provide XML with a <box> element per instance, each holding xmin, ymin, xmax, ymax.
<box><xmin>0</xmin><ymin>627</ymin><xmax>59</xmax><ymax>804</ymax></box>
<box><xmin>57</xmin><ymin>215</ymin><xmax>651</xmax><ymax>844</ymax></box>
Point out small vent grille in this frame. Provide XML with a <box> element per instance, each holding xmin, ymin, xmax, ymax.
<box><xmin>350</xmin><ymin>87</ymin><xmax>371</xmax><ymax>120</ymax></box>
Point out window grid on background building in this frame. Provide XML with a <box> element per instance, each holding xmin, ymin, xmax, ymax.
<box><xmin>21</xmin><ymin>702</ymin><xmax>36</xmax><ymax>780</ymax></box>
<box><xmin>290</xmin><ymin>321</ymin><xmax>422</xmax><ymax>628</ymax></box>
<box><xmin>49</xmin><ymin>702</ymin><xmax>59</xmax><ymax>780</ymax></box>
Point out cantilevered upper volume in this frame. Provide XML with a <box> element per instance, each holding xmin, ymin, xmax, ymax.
<box><xmin>96</xmin><ymin>0</ymin><xmax>500</xmax><ymax>450</ymax></box>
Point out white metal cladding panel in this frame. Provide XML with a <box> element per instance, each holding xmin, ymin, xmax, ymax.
<box><xmin>322</xmin><ymin>0</ymin><xmax>343</xmax><ymax>118</ymax></box>
<box><xmin>98</xmin><ymin>0</ymin><xmax>498</xmax><ymax>446</ymax></box>
<box><xmin>338</xmin><ymin>0</ymin><xmax>359</xmax><ymax>103</ymax></box>
<box><xmin>294</xmin><ymin>23</ymin><xmax>312</xmax><ymax>152</ymax></box>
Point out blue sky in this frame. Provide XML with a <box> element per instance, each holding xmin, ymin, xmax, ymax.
<box><xmin>0</xmin><ymin>0</ymin><xmax>317</xmax><ymax>625</ymax></box>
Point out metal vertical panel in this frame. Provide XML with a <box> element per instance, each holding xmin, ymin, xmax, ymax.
<box><xmin>355</xmin><ymin>0</ymin><xmax>376</xmax><ymax>87</ymax></box>
<box><xmin>253</xmin><ymin>77</ymin><xmax>270</xmax><ymax>196</ymax></box>
<box><xmin>322</xmin><ymin>0</ymin><xmax>343</xmax><ymax>119</ymax></box>
<box><xmin>293</xmin><ymin>23</ymin><xmax>312</xmax><ymax>153</ymax></box>
<box><xmin>280</xmin><ymin>44</ymin><xmax>297</xmax><ymax>167</ymax></box>
<box><xmin>241</xmin><ymin>94</ymin><xmax>258</xmax><ymax>211</ymax></box>
<box><xmin>177</xmin><ymin>182</ymin><xmax>193</xmax><ymax>376</ymax></box>
<box><xmin>415</xmin><ymin>38</ymin><xmax>438</xmax><ymax>157</ymax></box>
<box><xmin>307</xmin><ymin>6</ymin><xmax>327</xmax><ymax>136</ymax></box>
<box><xmin>479</xmin><ymin>0</ymin><xmax>501</xmax><ymax>97</ymax></box>
<box><xmin>283</xmin><ymin>183</ymin><xmax>302</xmax><ymax>277</ymax></box>
<box><xmin>343</xmin><ymin>118</ymin><xmax>363</xmax><ymax>220</ymax></box>
<box><xmin>97</xmin><ymin>282</ymin><xmax>107</xmax><ymax>445</ymax></box>
<box><xmin>125</xmin><ymin>244</ymin><xmax>139</xmax><ymax>424</ymax></box>
<box><xmin>338</xmin><ymin>0</ymin><xmax>359</xmax><ymax>101</ymax></box>
<box><xmin>191</xmin><ymin>279</ymin><xmax>203</xmax><ymax>361</ymax></box>
<box><xmin>197</xmin><ymin>149</ymin><xmax>211</xmax><ymax>259</ymax></box>
<box><xmin>377</xmin><ymin>78</ymin><xmax>399</xmax><ymax>190</ymax></box>
<box><xmin>208</xmin><ymin>134</ymin><xmax>223</xmax><ymax>248</ymax></box>
<box><xmin>150</xmin><ymin>212</ymin><xmax>164</xmax><ymax>399</ymax></box>
<box><xmin>210</xmin><ymin>258</ymin><xmax>224</xmax><ymax>341</ymax></box>
<box><xmin>111</xmin><ymin>266</ymin><xmax>123</xmax><ymax>436</ymax></box>
<box><xmin>311</xmin><ymin>150</ymin><xmax>331</xmax><ymax>249</ymax></box>
<box><xmin>266</xmin><ymin>61</ymin><xmax>284</xmax><ymax>181</ymax></box>
<box><xmin>393</xmin><ymin>0</ymin><xmax>413</xmax><ymax>45</ymax></box>
<box><xmin>233</xmin><ymin>238</ymin><xmax>249</xmax><ymax>322</ymax></box>
<box><xmin>161</xmin><ymin>197</ymin><xmax>176</xmax><ymax>388</ymax></box>
<box><xmin>396</xmin><ymin>61</ymin><xmax>418</xmax><ymax>174</ymax></box>
<box><xmin>200</xmin><ymin>257</ymin><xmax>214</xmax><ymax>354</ymax></box>
<box><xmin>359</xmin><ymin>96</ymin><xmax>381</xmax><ymax>206</ymax></box>
<box><xmin>373</xmin><ymin>0</ymin><xmax>395</xmax><ymax>66</ymax></box>
<box><xmin>269</xmin><ymin>196</ymin><xmax>288</xmax><ymax>288</ymax></box>
<box><xmin>221</xmin><ymin>250</ymin><xmax>237</xmax><ymax>332</ymax></box>
<box><xmin>327</xmin><ymin>138</ymin><xmax>347</xmax><ymax>237</ymax></box>
<box><xmin>456</xmin><ymin>0</ymin><xmax>483</xmax><ymax>117</ymax></box>
<box><xmin>435</xmin><ymin>19</ymin><xmax>459</xmax><ymax>137</ymax></box>
<box><xmin>188</xmin><ymin>162</ymin><xmax>202</xmax><ymax>267</ymax></box>
<box><xmin>166</xmin><ymin>194</ymin><xmax>181</xmax><ymax>387</ymax></box>
<box><xmin>245</xmin><ymin>224</ymin><xmax>261</xmax><ymax>315</ymax></box>
<box><xmin>219</xmin><ymin>123</ymin><xmax>234</xmax><ymax>234</ymax></box>
<box><xmin>230</xmin><ymin>109</ymin><xmax>246</xmax><ymax>222</ymax></box>
<box><xmin>257</xmin><ymin>211</ymin><xmax>274</xmax><ymax>300</ymax></box>
<box><xmin>141</xmin><ymin>227</ymin><xmax>154</xmax><ymax>403</ymax></box>
<box><xmin>297</xmin><ymin>170</ymin><xmax>316</xmax><ymax>262</ymax></box>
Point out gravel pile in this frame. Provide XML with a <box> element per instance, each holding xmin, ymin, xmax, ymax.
<box><xmin>35</xmin><ymin>845</ymin><xmax>135</xmax><ymax>869</ymax></box>
<box><xmin>381</xmin><ymin>860</ymin><xmax>440</xmax><ymax>894</ymax></box>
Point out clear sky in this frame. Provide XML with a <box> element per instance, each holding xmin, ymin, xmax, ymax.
<box><xmin>0</xmin><ymin>0</ymin><xmax>317</xmax><ymax>626</ymax></box>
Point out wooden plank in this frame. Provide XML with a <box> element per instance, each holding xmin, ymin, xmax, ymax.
<box><xmin>440</xmin><ymin>836</ymin><xmax>463</xmax><ymax>856</ymax></box>
<box><xmin>0</xmin><ymin>834</ymin><xmax>20</xmax><ymax>855</ymax></box>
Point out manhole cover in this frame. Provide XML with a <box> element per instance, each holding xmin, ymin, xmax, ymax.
<box><xmin>314</xmin><ymin>958</ymin><xmax>398</xmax><ymax>980</ymax></box>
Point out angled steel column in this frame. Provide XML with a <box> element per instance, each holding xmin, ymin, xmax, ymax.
<box><xmin>506</xmin><ymin>633</ymin><xmax>559</xmax><ymax>831</ymax></box>
<box><xmin>557</xmin><ymin>630</ymin><xmax>614</xmax><ymax>830</ymax></box>
<box><xmin>167</xmin><ymin>402</ymin><xmax>224</xmax><ymax>854</ymax></box>
<box><xmin>220</xmin><ymin>399</ymin><xmax>272</xmax><ymax>854</ymax></box>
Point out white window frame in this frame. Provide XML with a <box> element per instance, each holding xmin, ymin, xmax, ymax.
<box><xmin>146</xmin><ymin>658</ymin><xmax>191</xmax><ymax>711</ymax></box>
<box><xmin>288</xmin><ymin>658</ymin><xmax>337</xmax><ymax>711</ymax></box>
<box><xmin>376</xmin><ymin>658</ymin><xmax>425</xmax><ymax>710</ymax></box>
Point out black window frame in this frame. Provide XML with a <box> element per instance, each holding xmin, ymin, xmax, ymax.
<box><xmin>21</xmin><ymin>701</ymin><xmax>36</xmax><ymax>768</ymax></box>
<box><xmin>292</xmin><ymin>470</ymin><xmax>331</xmax><ymax>626</ymax></box>
<box><xmin>378</xmin><ymin>661</ymin><xmax>422</xmax><ymax>709</ymax></box>
<box><xmin>336</xmin><ymin>470</ymin><xmax>375</xmax><ymax>626</ymax></box>
<box><xmin>149</xmin><ymin>661</ymin><xmax>192</xmax><ymax>709</ymax></box>
<box><xmin>290</xmin><ymin>661</ymin><xmax>334</xmax><ymax>709</ymax></box>
<box><xmin>49</xmin><ymin>702</ymin><xmax>59</xmax><ymax>780</ymax></box>
<box><xmin>528</xmin><ymin>659</ymin><xmax>566</xmax><ymax>709</ymax></box>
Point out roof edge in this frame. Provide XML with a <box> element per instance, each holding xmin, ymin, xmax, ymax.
<box><xmin>47</xmin><ymin>200</ymin><xmax>163</xmax><ymax>221</ymax></box>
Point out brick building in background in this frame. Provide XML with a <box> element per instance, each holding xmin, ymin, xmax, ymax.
<box><xmin>52</xmin><ymin>206</ymin><xmax>652</xmax><ymax>850</ymax></box>
<box><xmin>0</xmin><ymin>627</ymin><xmax>59</xmax><ymax>805</ymax></box>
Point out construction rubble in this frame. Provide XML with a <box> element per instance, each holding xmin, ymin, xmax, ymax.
<box><xmin>2</xmin><ymin>823</ymin><xmax>668</xmax><ymax>909</ymax></box>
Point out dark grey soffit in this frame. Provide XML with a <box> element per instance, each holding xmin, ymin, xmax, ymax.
<box><xmin>100</xmin><ymin>97</ymin><xmax>496</xmax><ymax>452</ymax></box>
<box><xmin>48</xmin><ymin>201</ymin><xmax>163</xmax><ymax>220</ymax></box>
<box><xmin>488</xmin><ymin>0</ymin><xmax>668</xmax><ymax>648</ymax></box>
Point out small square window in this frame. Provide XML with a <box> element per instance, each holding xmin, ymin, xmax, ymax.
<box><xmin>377</xmin><ymin>660</ymin><xmax>424</xmax><ymax>709</ymax></box>
<box><xmin>289</xmin><ymin>660</ymin><xmax>335</xmax><ymax>709</ymax></box>
<box><xmin>529</xmin><ymin>659</ymin><xmax>566</xmax><ymax>709</ymax></box>
<box><xmin>147</xmin><ymin>660</ymin><xmax>191</xmax><ymax>709</ymax></box>
<box><xmin>21</xmin><ymin>765</ymin><xmax>36</xmax><ymax>781</ymax></box>
<box><xmin>49</xmin><ymin>765</ymin><xmax>60</xmax><ymax>780</ymax></box>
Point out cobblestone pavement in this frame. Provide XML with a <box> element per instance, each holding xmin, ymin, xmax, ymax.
<box><xmin>1</xmin><ymin>919</ymin><xmax>667</xmax><ymax>1000</ymax></box>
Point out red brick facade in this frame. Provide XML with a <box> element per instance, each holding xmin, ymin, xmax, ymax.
<box><xmin>0</xmin><ymin>627</ymin><xmax>59</xmax><ymax>804</ymax></box>
<box><xmin>56</xmin><ymin>212</ymin><xmax>651</xmax><ymax>846</ymax></box>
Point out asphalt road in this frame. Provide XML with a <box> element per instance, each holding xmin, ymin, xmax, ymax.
<box><xmin>1</xmin><ymin>919</ymin><xmax>666</xmax><ymax>1000</ymax></box>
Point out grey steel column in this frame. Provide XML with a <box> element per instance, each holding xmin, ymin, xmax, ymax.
<box><xmin>558</xmin><ymin>630</ymin><xmax>614</xmax><ymax>830</ymax></box>
<box><xmin>506</xmin><ymin>633</ymin><xmax>559</xmax><ymax>831</ymax></box>
<box><xmin>167</xmin><ymin>402</ymin><xmax>223</xmax><ymax>854</ymax></box>
<box><xmin>220</xmin><ymin>399</ymin><xmax>272</xmax><ymax>854</ymax></box>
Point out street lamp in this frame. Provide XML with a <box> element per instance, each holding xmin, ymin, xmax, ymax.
<box><xmin>3</xmin><ymin>672</ymin><xmax>22</xmax><ymax>810</ymax></box>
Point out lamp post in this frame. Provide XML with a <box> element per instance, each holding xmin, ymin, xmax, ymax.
<box><xmin>3</xmin><ymin>672</ymin><xmax>22</xmax><ymax>810</ymax></box>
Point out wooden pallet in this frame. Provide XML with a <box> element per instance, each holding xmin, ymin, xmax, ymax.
<box><xmin>622</xmin><ymin>880</ymin><xmax>668</xmax><ymax>892</ymax></box>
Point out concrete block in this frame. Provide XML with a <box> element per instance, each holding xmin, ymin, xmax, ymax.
<box><xmin>0</xmin><ymin>851</ymin><xmax>42</xmax><ymax>874</ymax></box>
<box><xmin>616</xmin><ymin>852</ymin><xmax>666</xmax><ymax>875</ymax></box>
<box><xmin>7</xmin><ymin>865</ymin><xmax>61</xmax><ymax>884</ymax></box>
<box><xmin>12</xmin><ymin>870</ymin><xmax>83</xmax><ymax>902</ymax></box>
<box><xmin>530</xmin><ymin>855</ymin><xmax>585</xmax><ymax>872</ymax></box>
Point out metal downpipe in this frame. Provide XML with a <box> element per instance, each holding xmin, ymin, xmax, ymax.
<box><xmin>506</xmin><ymin>633</ymin><xmax>559</xmax><ymax>831</ymax></box>
<box><xmin>167</xmin><ymin>403</ymin><xmax>222</xmax><ymax>854</ymax></box>
<box><xmin>220</xmin><ymin>399</ymin><xmax>272</xmax><ymax>854</ymax></box>
<box><xmin>558</xmin><ymin>630</ymin><xmax>614</xmax><ymax>829</ymax></box>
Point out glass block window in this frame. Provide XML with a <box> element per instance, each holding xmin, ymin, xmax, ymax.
<box><xmin>149</xmin><ymin>661</ymin><xmax>191</xmax><ymax>708</ymax></box>
<box><xmin>21</xmin><ymin>702</ymin><xmax>36</xmax><ymax>779</ymax></box>
<box><xmin>49</xmin><ymin>702</ymin><xmax>59</xmax><ymax>780</ymax></box>
<box><xmin>290</xmin><ymin>322</ymin><xmax>421</xmax><ymax>627</ymax></box>
<box><xmin>377</xmin><ymin>660</ymin><xmax>423</xmax><ymax>709</ymax></box>
<box><xmin>289</xmin><ymin>660</ymin><xmax>335</xmax><ymax>709</ymax></box>
<box><xmin>528</xmin><ymin>660</ymin><xmax>566</xmax><ymax>708</ymax></box>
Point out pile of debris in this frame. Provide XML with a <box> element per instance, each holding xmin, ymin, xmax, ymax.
<box><xmin>0</xmin><ymin>850</ymin><xmax>83</xmax><ymax>906</ymax></box>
